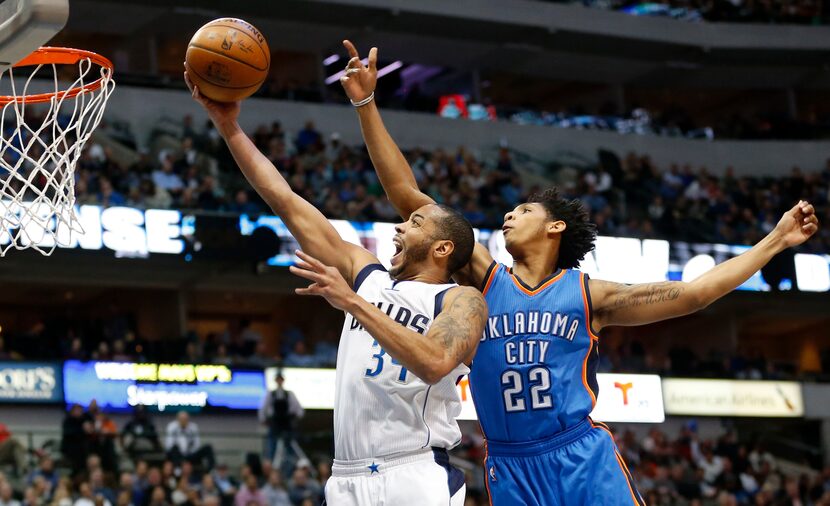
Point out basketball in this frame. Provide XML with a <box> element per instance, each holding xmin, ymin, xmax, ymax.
<box><xmin>185</xmin><ymin>18</ymin><xmax>270</xmax><ymax>102</ymax></box>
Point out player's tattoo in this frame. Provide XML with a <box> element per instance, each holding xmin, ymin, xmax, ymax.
<box><xmin>611</xmin><ymin>282</ymin><xmax>683</xmax><ymax>310</ymax></box>
<box><xmin>431</xmin><ymin>288</ymin><xmax>486</xmax><ymax>364</ymax></box>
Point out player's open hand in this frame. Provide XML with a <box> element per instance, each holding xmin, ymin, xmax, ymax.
<box><xmin>340</xmin><ymin>40</ymin><xmax>377</xmax><ymax>104</ymax></box>
<box><xmin>773</xmin><ymin>200</ymin><xmax>819</xmax><ymax>248</ymax></box>
<box><xmin>183</xmin><ymin>65</ymin><xmax>240</xmax><ymax>131</ymax></box>
<box><xmin>290</xmin><ymin>250</ymin><xmax>356</xmax><ymax>312</ymax></box>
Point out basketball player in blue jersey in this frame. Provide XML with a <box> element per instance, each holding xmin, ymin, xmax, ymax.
<box><xmin>339</xmin><ymin>41</ymin><xmax>821</xmax><ymax>505</ymax></box>
<box><xmin>185</xmin><ymin>70</ymin><xmax>488</xmax><ymax>505</ymax></box>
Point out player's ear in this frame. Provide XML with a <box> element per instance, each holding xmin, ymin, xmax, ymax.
<box><xmin>433</xmin><ymin>240</ymin><xmax>455</xmax><ymax>261</ymax></box>
<box><xmin>547</xmin><ymin>220</ymin><xmax>566</xmax><ymax>235</ymax></box>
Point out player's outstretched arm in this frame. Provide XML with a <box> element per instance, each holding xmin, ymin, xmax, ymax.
<box><xmin>291</xmin><ymin>251</ymin><xmax>487</xmax><ymax>384</ymax></box>
<box><xmin>590</xmin><ymin>201</ymin><xmax>819</xmax><ymax>330</ymax></box>
<box><xmin>185</xmin><ymin>69</ymin><xmax>375</xmax><ymax>282</ymax></box>
<box><xmin>340</xmin><ymin>40</ymin><xmax>432</xmax><ymax>218</ymax></box>
<box><xmin>340</xmin><ymin>40</ymin><xmax>494</xmax><ymax>288</ymax></box>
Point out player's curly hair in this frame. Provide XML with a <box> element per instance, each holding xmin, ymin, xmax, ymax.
<box><xmin>527</xmin><ymin>187</ymin><xmax>597</xmax><ymax>269</ymax></box>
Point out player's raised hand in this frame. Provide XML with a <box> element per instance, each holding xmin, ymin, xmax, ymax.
<box><xmin>184</xmin><ymin>65</ymin><xmax>240</xmax><ymax>131</ymax></box>
<box><xmin>773</xmin><ymin>200</ymin><xmax>819</xmax><ymax>248</ymax></box>
<box><xmin>290</xmin><ymin>250</ymin><xmax>357</xmax><ymax>312</ymax></box>
<box><xmin>340</xmin><ymin>40</ymin><xmax>377</xmax><ymax>103</ymax></box>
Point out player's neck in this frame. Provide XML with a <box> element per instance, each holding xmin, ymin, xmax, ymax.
<box><xmin>510</xmin><ymin>251</ymin><xmax>560</xmax><ymax>287</ymax></box>
<box><xmin>395</xmin><ymin>265</ymin><xmax>449</xmax><ymax>285</ymax></box>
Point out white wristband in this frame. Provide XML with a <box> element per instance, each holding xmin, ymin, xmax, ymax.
<box><xmin>350</xmin><ymin>92</ymin><xmax>375</xmax><ymax>108</ymax></box>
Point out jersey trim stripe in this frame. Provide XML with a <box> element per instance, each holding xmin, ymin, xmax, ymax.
<box><xmin>614</xmin><ymin>450</ymin><xmax>646</xmax><ymax>506</ymax></box>
<box><xmin>434</xmin><ymin>287</ymin><xmax>453</xmax><ymax>318</ymax></box>
<box><xmin>483</xmin><ymin>441</ymin><xmax>494</xmax><ymax>506</ymax></box>
<box><xmin>581</xmin><ymin>337</ymin><xmax>598</xmax><ymax>408</ymax></box>
<box><xmin>580</xmin><ymin>272</ymin><xmax>601</xmax><ymax>341</ymax></box>
<box><xmin>482</xmin><ymin>262</ymin><xmax>500</xmax><ymax>295</ymax></box>
<box><xmin>510</xmin><ymin>267</ymin><xmax>563</xmax><ymax>292</ymax></box>
<box><xmin>591</xmin><ymin>421</ymin><xmax>644</xmax><ymax>506</ymax></box>
<box><xmin>420</xmin><ymin>385</ymin><xmax>433</xmax><ymax>448</ymax></box>
<box><xmin>480</xmin><ymin>261</ymin><xmax>498</xmax><ymax>291</ymax></box>
<box><xmin>353</xmin><ymin>263</ymin><xmax>386</xmax><ymax>291</ymax></box>
<box><xmin>509</xmin><ymin>268</ymin><xmax>566</xmax><ymax>296</ymax></box>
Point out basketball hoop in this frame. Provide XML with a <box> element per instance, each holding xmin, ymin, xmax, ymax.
<box><xmin>0</xmin><ymin>47</ymin><xmax>115</xmax><ymax>256</ymax></box>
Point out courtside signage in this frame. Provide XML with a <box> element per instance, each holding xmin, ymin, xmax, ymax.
<box><xmin>265</xmin><ymin>367</ymin><xmax>336</xmax><ymax>409</ymax></box>
<box><xmin>588</xmin><ymin>373</ymin><xmax>665</xmax><ymax>423</ymax></box>
<box><xmin>63</xmin><ymin>361</ymin><xmax>265</xmax><ymax>412</ymax></box>
<box><xmin>0</xmin><ymin>362</ymin><xmax>62</xmax><ymax>403</ymax></box>
<box><xmin>269</xmin><ymin>367</ymin><xmax>664</xmax><ymax>423</ymax></box>
<box><xmin>662</xmin><ymin>378</ymin><xmax>804</xmax><ymax>417</ymax></box>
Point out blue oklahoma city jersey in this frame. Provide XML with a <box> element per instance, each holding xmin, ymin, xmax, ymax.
<box><xmin>469</xmin><ymin>263</ymin><xmax>599</xmax><ymax>442</ymax></box>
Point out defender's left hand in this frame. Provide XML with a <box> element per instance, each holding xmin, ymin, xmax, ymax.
<box><xmin>774</xmin><ymin>200</ymin><xmax>819</xmax><ymax>248</ymax></box>
<box><xmin>290</xmin><ymin>250</ymin><xmax>356</xmax><ymax>312</ymax></box>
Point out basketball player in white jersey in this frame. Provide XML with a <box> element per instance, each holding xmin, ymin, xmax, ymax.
<box><xmin>185</xmin><ymin>71</ymin><xmax>487</xmax><ymax>506</ymax></box>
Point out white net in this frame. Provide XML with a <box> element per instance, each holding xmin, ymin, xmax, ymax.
<box><xmin>0</xmin><ymin>48</ymin><xmax>115</xmax><ymax>256</ymax></box>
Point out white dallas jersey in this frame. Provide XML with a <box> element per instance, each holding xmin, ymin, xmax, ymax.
<box><xmin>333</xmin><ymin>264</ymin><xmax>469</xmax><ymax>461</ymax></box>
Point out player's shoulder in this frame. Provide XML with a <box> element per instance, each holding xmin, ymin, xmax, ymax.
<box><xmin>441</xmin><ymin>285</ymin><xmax>487</xmax><ymax>311</ymax></box>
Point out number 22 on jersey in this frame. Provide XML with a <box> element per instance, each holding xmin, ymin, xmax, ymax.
<box><xmin>501</xmin><ymin>366</ymin><xmax>553</xmax><ymax>412</ymax></box>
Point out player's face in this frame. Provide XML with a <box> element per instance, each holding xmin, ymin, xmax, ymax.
<box><xmin>389</xmin><ymin>204</ymin><xmax>441</xmax><ymax>279</ymax></box>
<box><xmin>502</xmin><ymin>203</ymin><xmax>550</xmax><ymax>250</ymax></box>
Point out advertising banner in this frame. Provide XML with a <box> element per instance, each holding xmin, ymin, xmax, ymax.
<box><xmin>63</xmin><ymin>361</ymin><xmax>265</xmax><ymax>412</ymax></box>
<box><xmin>0</xmin><ymin>362</ymin><xmax>62</xmax><ymax>403</ymax></box>
<box><xmin>662</xmin><ymin>378</ymin><xmax>803</xmax><ymax>417</ymax></box>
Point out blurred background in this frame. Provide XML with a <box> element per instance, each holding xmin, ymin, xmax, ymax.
<box><xmin>1</xmin><ymin>0</ymin><xmax>830</xmax><ymax>505</ymax></box>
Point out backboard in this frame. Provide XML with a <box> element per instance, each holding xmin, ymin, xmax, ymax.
<box><xmin>0</xmin><ymin>0</ymin><xmax>69</xmax><ymax>72</ymax></box>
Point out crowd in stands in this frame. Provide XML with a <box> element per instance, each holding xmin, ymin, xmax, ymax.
<box><xmin>600</xmin><ymin>340</ymin><xmax>820</xmax><ymax>381</ymax></box>
<box><xmin>1</xmin><ymin>403</ymin><xmax>829</xmax><ymax>506</ymax></box>
<box><xmin>499</xmin><ymin>105</ymin><xmax>830</xmax><ymax>141</ymax></box>
<box><xmin>0</xmin><ymin>315</ymin><xmax>337</xmax><ymax>371</ymax></box>
<box><xmin>550</xmin><ymin>0</ymin><xmax>825</xmax><ymax>24</ymax></box>
<box><xmin>629</xmin><ymin>424</ymin><xmax>829</xmax><ymax>504</ymax></box>
<box><xmin>0</xmin><ymin>403</ymin><xmax>326</xmax><ymax>506</ymax></box>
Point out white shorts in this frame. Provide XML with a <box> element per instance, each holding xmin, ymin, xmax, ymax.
<box><xmin>324</xmin><ymin>448</ymin><xmax>466</xmax><ymax>506</ymax></box>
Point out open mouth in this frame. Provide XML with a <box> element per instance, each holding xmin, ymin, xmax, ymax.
<box><xmin>391</xmin><ymin>236</ymin><xmax>404</xmax><ymax>266</ymax></box>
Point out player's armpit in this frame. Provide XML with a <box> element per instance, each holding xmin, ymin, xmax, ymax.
<box><xmin>426</xmin><ymin>286</ymin><xmax>487</xmax><ymax>374</ymax></box>
<box><xmin>590</xmin><ymin>279</ymin><xmax>704</xmax><ymax>330</ymax></box>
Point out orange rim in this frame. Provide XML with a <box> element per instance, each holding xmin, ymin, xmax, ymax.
<box><xmin>0</xmin><ymin>47</ymin><xmax>114</xmax><ymax>105</ymax></box>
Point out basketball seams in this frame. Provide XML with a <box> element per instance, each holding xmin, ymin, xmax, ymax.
<box><xmin>192</xmin><ymin>22</ymin><xmax>270</xmax><ymax>66</ymax></box>
<box><xmin>187</xmin><ymin>61</ymin><xmax>266</xmax><ymax>90</ymax></box>
<box><xmin>187</xmin><ymin>42</ymin><xmax>268</xmax><ymax>72</ymax></box>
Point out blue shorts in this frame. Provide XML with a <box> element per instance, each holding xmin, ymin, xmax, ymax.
<box><xmin>484</xmin><ymin>419</ymin><xmax>645</xmax><ymax>506</ymax></box>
